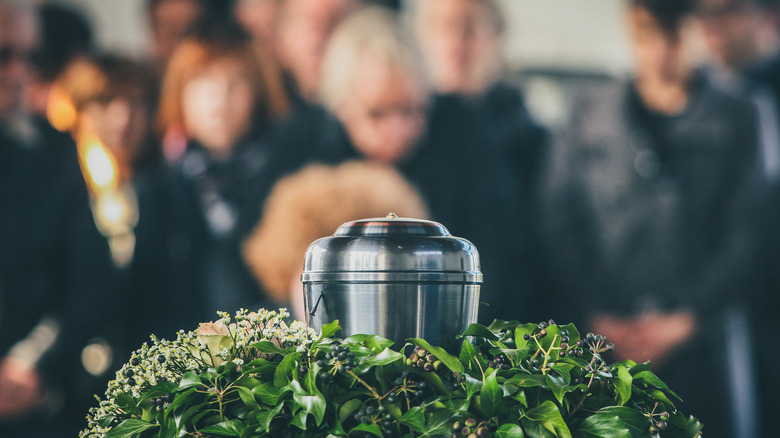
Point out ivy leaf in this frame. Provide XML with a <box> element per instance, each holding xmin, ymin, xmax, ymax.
<box><xmin>614</xmin><ymin>366</ymin><xmax>632</xmax><ymax>406</ymax></box>
<box><xmin>251</xmin><ymin>340</ymin><xmax>290</xmax><ymax>357</ymax></box>
<box><xmin>252</xmin><ymin>382</ymin><xmax>287</xmax><ymax>405</ymax></box>
<box><xmin>199</xmin><ymin>419</ymin><xmax>243</xmax><ymax>436</ymax></box>
<box><xmin>354</xmin><ymin>347</ymin><xmax>404</xmax><ymax>373</ymax></box>
<box><xmin>104</xmin><ymin>418</ymin><xmax>158</xmax><ymax>438</ymax></box>
<box><xmin>399</xmin><ymin>406</ymin><xmax>426</xmax><ymax>433</ymax></box>
<box><xmin>274</xmin><ymin>351</ymin><xmax>301</xmax><ymax>387</ymax></box>
<box><xmin>488</xmin><ymin>320</ymin><xmax>523</xmax><ymax>332</ymax></box>
<box><xmin>351</xmin><ymin>422</ymin><xmax>384</xmax><ymax>437</ymax></box>
<box><xmin>506</xmin><ymin>373</ymin><xmax>546</xmax><ymax>388</ymax></box>
<box><xmin>255</xmin><ymin>401</ymin><xmax>284</xmax><ymax>432</ymax></box>
<box><xmin>338</xmin><ymin>398</ymin><xmax>363</xmax><ymax>423</ymax></box>
<box><xmin>235</xmin><ymin>386</ymin><xmax>260</xmax><ymax>410</ymax></box>
<box><xmin>514</xmin><ymin>323</ymin><xmax>540</xmax><ymax>346</ymax></box>
<box><xmin>114</xmin><ymin>393</ymin><xmax>141</xmax><ymax>417</ymax></box>
<box><xmin>408</xmin><ymin>338</ymin><xmax>463</xmax><ymax>374</ymax></box>
<box><xmin>459</xmin><ymin>338</ymin><xmax>486</xmax><ymax>374</ymax></box>
<box><xmin>343</xmin><ymin>334</ymin><xmax>394</xmax><ymax>352</ymax></box>
<box><xmin>667</xmin><ymin>413</ymin><xmax>704</xmax><ymax>437</ymax></box>
<box><xmin>422</xmin><ymin>408</ymin><xmax>460</xmax><ymax>437</ymax></box>
<box><xmin>496</xmin><ymin>423</ymin><xmax>526</xmax><ymax>438</ymax></box>
<box><xmin>178</xmin><ymin>372</ymin><xmax>203</xmax><ymax>391</ymax></box>
<box><xmin>596</xmin><ymin>406</ymin><xmax>651</xmax><ymax>436</ymax></box>
<box><xmin>631</xmin><ymin>371</ymin><xmax>681</xmax><ymax>401</ymax></box>
<box><xmin>319</xmin><ymin>320</ymin><xmax>341</xmax><ymax>339</ymax></box>
<box><xmin>289</xmin><ymin>379</ymin><xmax>327</xmax><ymax>426</ymax></box>
<box><xmin>461</xmin><ymin>323</ymin><xmax>499</xmax><ymax>341</ymax></box>
<box><xmin>545</xmin><ymin>373</ymin><xmax>569</xmax><ymax>404</ymax></box>
<box><xmin>523</xmin><ymin>400</ymin><xmax>571</xmax><ymax>438</ymax></box>
<box><xmin>575</xmin><ymin>414</ymin><xmax>631</xmax><ymax>438</ymax></box>
<box><xmin>480</xmin><ymin>370</ymin><xmax>505</xmax><ymax>418</ymax></box>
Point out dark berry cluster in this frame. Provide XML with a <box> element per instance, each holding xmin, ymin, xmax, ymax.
<box><xmin>390</xmin><ymin>369</ymin><xmax>427</xmax><ymax>401</ymax></box>
<box><xmin>451</xmin><ymin>371</ymin><xmax>466</xmax><ymax>390</ymax></box>
<box><xmin>150</xmin><ymin>393</ymin><xmax>173</xmax><ymax>412</ymax></box>
<box><xmin>352</xmin><ymin>403</ymin><xmax>394</xmax><ymax>431</ymax></box>
<box><xmin>487</xmin><ymin>355</ymin><xmax>510</xmax><ymax>371</ymax></box>
<box><xmin>406</xmin><ymin>346</ymin><xmax>444</xmax><ymax>373</ymax></box>
<box><xmin>451</xmin><ymin>417</ymin><xmax>490</xmax><ymax>438</ymax></box>
<box><xmin>316</xmin><ymin>343</ymin><xmax>356</xmax><ymax>381</ymax></box>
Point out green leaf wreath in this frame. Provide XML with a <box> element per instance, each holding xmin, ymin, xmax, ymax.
<box><xmin>81</xmin><ymin>308</ymin><xmax>703</xmax><ymax>438</ymax></box>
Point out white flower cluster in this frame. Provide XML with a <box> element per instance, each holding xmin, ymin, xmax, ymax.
<box><xmin>80</xmin><ymin>308</ymin><xmax>318</xmax><ymax>438</ymax></box>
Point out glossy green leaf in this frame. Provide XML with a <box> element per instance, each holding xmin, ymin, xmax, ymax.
<box><xmin>338</xmin><ymin>398</ymin><xmax>363</xmax><ymax>423</ymax></box>
<box><xmin>461</xmin><ymin>323</ymin><xmax>500</xmax><ymax>341</ymax></box>
<box><xmin>524</xmin><ymin>400</ymin><xmax>571</xmax><ymax>438</ymax></box>
<box><xmin>354</xmin><ymin>347</ymin><xmax>404</xmax><ymax>373</ymax></box>
<box><xmin>480</xmin><ymin>369</ymin><xmax>505</xmax><ymax>417</ymax></box>
<box><xmin>319</xmin><ymin>320</ymin><xmax>341</xmax><ymax>339</ymax></box>
<box><xmin>614</xmin><ymin>366</ymin><xmax>632</xmax><ymax>406</ymax></box>
<box><xmin>178</xmin><ymin>372</ymin><xmax>203</xmax><ymax>391</ymax></box>
<box><xmin>290</xmin><ymin>379</ymin><xmax>327</xmax><ymax>426</ymax></box>
<box><xmin>399</xmin><ymin>406</ymin><xmax>426</xmax><ymax>432</ymax></box>
<box><xmin>351</xmin><ymin>422</ymin><xmax>384</xmax><ymax>437</ymax></box>
<box><xmin>407</xmin><ymin>338</ymin><xmax>463</xmax><ymax>373</ymax></box>
<box><xmin>273</xmin><ymin>351</ymin><xmax>301</xmax><ymax>387</ymax></box>
<box><xmin>496</xmin><ymin>423</ymin><xmax>526</xmax><ymax>438</ymax></box>
<box><xmin>575</xmin><ymin>414</ymin><xmax>631</xmax><ymax>438</ymax></box>
<box><xmin>343</xmin><ymin>334</ymin><xmax>394</xmax><ymax>351</ymax></box>
<box><xmin>104</xmin><ymin>418</ymin><xmax>157</xmax><ymax>438</ymax></box>
<box><xmin>199</xmin><ymin>419</ymin><xmax>243</xmax><ymax>436</ymax></box>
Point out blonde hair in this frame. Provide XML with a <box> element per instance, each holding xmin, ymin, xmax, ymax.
<box><xmin>319</xmin><ymin>6</ymin><xmax>429</xmax><ymax>111</ymax></box>
<box><xmin>243</xmin><ymin>160</ymin><xmax>429</xmax><ymax>301</ymax></box>
<box><xmin>157</xmin><ymin>22</ymin><xmax>288</xmax><ymax>136</ymax></box>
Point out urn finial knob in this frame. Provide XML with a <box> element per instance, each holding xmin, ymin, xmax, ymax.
<box><xmin>386</xmin><ymin>212</ymin><xmax>398</xmax><ymax>219</ymax></box>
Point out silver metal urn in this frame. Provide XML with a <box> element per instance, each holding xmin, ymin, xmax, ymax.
<box><xmin>302</xmin><ymin>213</ymin><xmax>481</xmax><ymax>353</ymax></box>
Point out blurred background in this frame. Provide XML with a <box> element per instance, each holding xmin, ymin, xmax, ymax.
<box><xmin>1</xmin><ymin>0</ymin><xmax>778</xmax><ymax>437</ymax></box>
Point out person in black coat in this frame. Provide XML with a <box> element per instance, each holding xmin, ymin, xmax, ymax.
<box><xmin>157</xmin><ymin>20</ymin><xmax>292</xmax><ymax>322</ymax></box>
<box><xmin>540</xmin><ymin>1</ymin><xmax>761</xmax><ymax>436</ymax></box>
<box><xmin>268</xmin><ymin>6</ymin><xmax>532</xmax><ymax>325</ymax></box>
<box><xmin>0</xmin><ymin>4</ymin><xmax>115</xmax><ymax>437</ymax></box>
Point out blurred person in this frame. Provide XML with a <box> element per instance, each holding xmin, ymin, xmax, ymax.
<box><xmin>540</xmin><ymin>0</ymin><xmax>761</xmax><ymax>436</ymax></box>
<box><xmin>698</xmin><ymin>2</ymin><xmax>780</xmax><ymax>433</ymax></box>
<box><xmin>271</xmin><ymin>6</ymin><xmax>532</xmax><ymax>325</ymax></box>
<box><xmin>157</xmin><ymin>19</ymin><xmax>290</xmax><ymax>322</ymax></box>
<box><xmin>25</xmin><ymin>2</ymin><xmax>94</xmax><ymax>118</ymax></box>
<box><xmin>147</xmin><ymin>0</ymin><xmax>204</xmax><ymax>75</ymax></box>
<box><xmin>412</xmin><ymin>0</ymin><xmax>547</xmax><ymax>282</ymax></box>
<box><xmin>699</xmin><ymin>0</ymin><xmax>780</xmax><ymax>182</ymax></box>
<box><xmin>57</xmin><ymin>54</ymin><xmax>195</xmax><ymax>348</ymax></box>
<box><xmin>243</xmin><ymin>161</ymin><xmax>429</xmax><ymax>320</ymax></box>
<box><xmin>274</xmin><ymin>0</ymin><xmax>358</xmax><ymax>104</ymax></box>
<box><xmin>234</xmin><ymin>0</ymin><xmax>280</xmax><ymax>51</ymax></box>
<box><xmin>0</xmin><ymin>2</ymin><xmax>115</xmax><ymax>437</ymax></box>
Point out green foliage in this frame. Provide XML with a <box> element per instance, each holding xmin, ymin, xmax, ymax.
<box><xmin>82</xmin><ymin>311</ymin><xmax>702</xmax><ymax>438</ymax></box>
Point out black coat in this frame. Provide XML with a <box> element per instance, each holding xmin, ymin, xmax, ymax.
<box><xmin>269</xmin><ymin>97</ymin><xmax>536</xmax><ymax>324</ymax></box>
<box><xmin>0</xmin><ymin>117</ymin><xmax>115</xmax><ymax>437</ymax></box>
<box><xmin>539</xmin><ymin>75</ymin><xmax>760</xmax><ymax>437</ymax></box>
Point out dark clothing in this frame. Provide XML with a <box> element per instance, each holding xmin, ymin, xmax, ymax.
<box><xmin>171</xmin><ymin>134</ymin><xmax>283</xmax><ymax>320</ymax></box>
<box><xmin>270</xmin><ymin>97</ymin><xmax>534</xmax><ymax>324</ymax></box>
<box><xmin>0</xmin><ymin>117</ymin><xmax>115</xmax><ymax>437</ymax></box>
<box><xmin>467</xmin><ymin>82</ymin><xmax>548</xmax><ymax>192</ymax></box>
<box><xmin>540</xmin><ymin>76</ymin><xmax>760</xmax><ymax>437</ymax></box>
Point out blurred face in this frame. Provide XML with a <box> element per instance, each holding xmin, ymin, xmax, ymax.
<box><xmin>181</xmin><ymin>57</ymin><xmax>256</xmax><ymax>157</ymax></box>
<box><xmin>628</xmin><ymin>6</ymin><xmax>692</xmax><ymax>85</ymax></box>
<box><xmin>151</xmin><ymin>0</ymin><xmax>202</xmax><ymax>65</ymax></box>
<box><xmin>81</xmin><ymin>93</ymin><xmax>150</xmax><ymax>170</ymax></box>
<box><xmin>699</xmin><ymin>0</ymin><xmax>764</xmax><ymax>69</ymax></box>
<box><xmin>417</xmin><ymin>0</ymin><xmax>501</xmax><ymax>95</ymax></box>
<box><xmin>235</xmin><ymin>0</ymin><xmax>280</xmax><ymax>46</ymax></box>
<box><xmin>275</xmin><ymin>0</ymin><xmax>355</xmax><ymax>100</ymax></box>
<box><xmin>337</xmin><ymin>57</ymin><xmax>429</xmax><ymax>165</ymax></box>
<box><xmin>0</xmin><ymin>5</ymin><xmax>38</xmax><ymax>119</ymax></box>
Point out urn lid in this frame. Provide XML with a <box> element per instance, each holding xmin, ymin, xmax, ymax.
<box><xmin>302</xmin><ymin>213</ymin><xmax>482</xmax><ymax>284</ymax></box>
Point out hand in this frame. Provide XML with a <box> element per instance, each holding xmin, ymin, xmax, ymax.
<box><xmin>590</xmin><ymin>310</ymin><xmax>696</xmax><ymax>369</ymax></box>
<box><xmin>0</xmin><ymin>356</ymin><xmax>43</xmax><ymax>420</ymax></box>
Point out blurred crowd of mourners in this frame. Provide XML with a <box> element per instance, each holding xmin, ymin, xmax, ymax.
<box><xmin>1</xmin><ymin>0</ymin><xmax>779</xmax><ymax>436</ymax></box>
